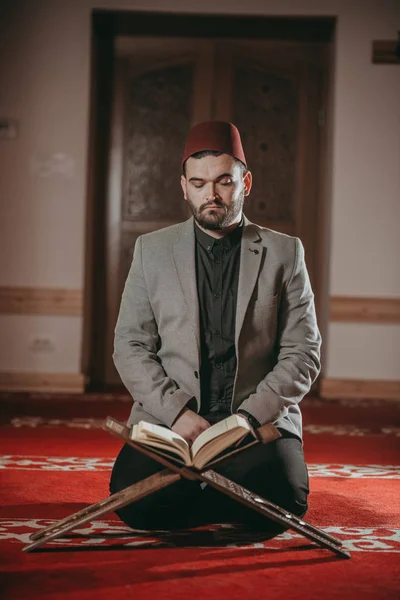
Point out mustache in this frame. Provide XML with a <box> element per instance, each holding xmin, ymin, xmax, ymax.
<box><xmin>199</xmin><ymin>200</ymin><xmax>226</xmax><ymax>211</ymax></box>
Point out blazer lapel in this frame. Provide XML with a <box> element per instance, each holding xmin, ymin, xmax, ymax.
<box><xmin>172</xmin><ymin>218</ymin><xmax>200</xmax><ymax>353</ymax></box>
<box><xmin>235</xmin><ymin>218</ymin><xmax>264</xmax><ymax>347</ymax></box>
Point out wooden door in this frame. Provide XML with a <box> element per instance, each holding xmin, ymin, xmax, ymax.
<box><xmin>103</xmin><ymin>38</ymin><xmax>327</xmax><ymax>385</ymax></box>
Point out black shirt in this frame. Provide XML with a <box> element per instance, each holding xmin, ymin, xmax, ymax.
<box><xmin>194</xmin><ymin>222</ymin><xmax>242</xmax><ymax>418</ymax></box>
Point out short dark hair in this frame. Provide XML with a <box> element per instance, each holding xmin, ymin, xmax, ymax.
<box><xmin>182</xmin><ymin>150</ymin><xmax>246</xmax><ymax>176</ymax></box>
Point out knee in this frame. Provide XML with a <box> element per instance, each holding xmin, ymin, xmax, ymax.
<box><xmin>109</xmin><ymin>467</ymin><xmax>126</xmax><ymax>498</ymax></box>
<box><xmin>252</xmin><ymin>473</ymin><xmax>309</xmax><ymax>517</ymax></box>
<box><xmin>108</xmin><ymin>477</ymin><xmax>159</xmax><ymax>530</ymax></box>
<box><xmin>276</xmin><ymin>444</ymin><xmax>309</xmax><ymax>517</ymax></box>
<box><xmin>108</xmin><ymin>472</ymin><xmax>143</xmax><ymax>530</ymax></box>
<box><xmin>280</xmin><ymin>479</ymin><xmax>309</xmax><ymax>517</ymax></box>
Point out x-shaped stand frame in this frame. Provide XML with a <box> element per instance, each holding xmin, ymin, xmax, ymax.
<box><xmin>23</xmin><ymin>417</ymin><xmax>350</xmax><ymax>558</ymax></box>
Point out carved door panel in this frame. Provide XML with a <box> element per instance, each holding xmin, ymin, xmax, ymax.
<box><xmin>105</xmin><ymin>39</ymin><xmax>214</xmax><ymax>383</ymax></box>
<box><xmin>213</xmin><ymin>40</ymin><xmax>326</xmax><ymax>290</ymax></box>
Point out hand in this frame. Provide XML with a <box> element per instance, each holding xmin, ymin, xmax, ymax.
<box><xmin>171</xmin><ymin>407</ymin><xmax>210</xmax><ymax>446</ymax></box>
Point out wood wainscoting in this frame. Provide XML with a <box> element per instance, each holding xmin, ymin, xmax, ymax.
<box><xmin>325</xmin><ymin>296</ymin><xmax>400</xmax><ymax>400</ymax></box>
<box><xmin>330</xmin><ymin>296</ymin><xmax>400</xmax><ymax>324</ymax></box>
<box><xmin>0</xmin><ymin>287</ymin><xmax>83</xmax><ymax>315</ymax></box>
<box><xmin>0</xmin><ymin>286</ymin><xmax>84</xmax><ymax>393</ymax></box>
<box><xmin>1</xmin><ymin>290</ymin><xmax>398</xmax><ymax>322</ymax></box>
<box><xmin>320</xmin><ymin>378</ymin><xmax>400</xmax><ymax>401</ymax></box>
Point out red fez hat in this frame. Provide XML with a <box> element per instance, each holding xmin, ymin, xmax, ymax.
<box><xmin>182</xmin><ymin>121</ymin><xmax>247</xmax><ymax>168</ymax></box>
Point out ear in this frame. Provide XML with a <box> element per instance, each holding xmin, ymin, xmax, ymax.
<box><xmin>180</xmin><ymin>175</ymin><xmax>188</xmax><ymax>200</ymax></box>
<box><xmin>243</xmin><ymin>170</ymin><xmax>252</xmax><ymax>197</ymax></box>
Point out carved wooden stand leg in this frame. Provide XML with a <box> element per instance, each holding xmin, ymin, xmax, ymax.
<box><xmin>22</xmin><ymin>418</ymin><xmax>351</xmax><ymax>559</ymax></box>
<box><xmin>23</xmin><ymin>470</ymin><xmax>180</xmax><ymax>552</ymax></box>
<box><xmin>199</xmin><ymin>470</ymin><xmax>349</xmax><ymax>558</ymax></box>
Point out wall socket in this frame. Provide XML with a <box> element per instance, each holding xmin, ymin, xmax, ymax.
<box><xmin>29</xmin><ymin>336</ymin><xmax>56</xmax><ymax>353</ymax></box>
<box><xmin>0</xmin><ymin>118</ymin><xmax>18</xmax><ymax>140</ymax></box>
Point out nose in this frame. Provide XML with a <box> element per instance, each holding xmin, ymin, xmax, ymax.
<box><xmin>205</xmin><ymin>182</ymin><xmax>218</xmax><ymax>201</ymax></box>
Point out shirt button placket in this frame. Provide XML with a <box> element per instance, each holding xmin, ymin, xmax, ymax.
<box><xmin>212</xmin><ymin>245</ymin><xmax>224</xmax><ymax>396</ymax></box>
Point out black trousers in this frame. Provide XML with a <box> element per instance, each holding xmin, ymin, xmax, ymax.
<box><xmin>109</xmin><ymin>428</ymin><xmax>309</xmax><ymax>533</ymax></box>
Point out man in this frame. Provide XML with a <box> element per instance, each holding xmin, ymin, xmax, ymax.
<box><xmin>109</xmin><ymin>121</ymin><xmax>321</xmax><ymax>533</ymax></box>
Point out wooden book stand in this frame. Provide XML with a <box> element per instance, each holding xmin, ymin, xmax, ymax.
<box><xmin>23</xmin><ymin>417</ymin><xmax>350</xmax><ymax>558</ymax></box>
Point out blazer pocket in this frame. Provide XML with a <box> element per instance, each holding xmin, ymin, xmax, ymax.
<box><xmin>252</xmin><ymin>294</ymin><xmax>279</xmax><ymax>331</ymax></box>
<box><xmin>255</xmin><ymin>293</ymin><xmax>278</xmax><ymax>308</ymax></box>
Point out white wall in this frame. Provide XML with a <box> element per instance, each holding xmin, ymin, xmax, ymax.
<box><xmin>0</xmin><ymin>0</ymin><xmax>399</xmax><ymax>381</ymax></box>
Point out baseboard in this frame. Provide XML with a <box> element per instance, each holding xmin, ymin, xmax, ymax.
<box><xmin>0</xmin><ymin>372</ymin><xmax>85</xmax><ymax>393</ymax></box>
<box><xmin>320</xmin><ymin>377</ymin><xmax>400</xmax><ymax>401</ymax></box>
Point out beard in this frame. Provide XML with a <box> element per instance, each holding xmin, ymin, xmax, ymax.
<box><xmin>186</xmin><ymin>192</ymin><xmax>244</xmax><ymax>231</ymax></box>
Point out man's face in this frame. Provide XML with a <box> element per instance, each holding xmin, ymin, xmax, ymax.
<box><xmin>180</xmin><ymin>154</ymin><xmax>252</xmax><ymax>231</ymax></box>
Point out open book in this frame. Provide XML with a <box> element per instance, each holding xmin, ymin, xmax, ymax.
<box><xmin>129</xmin><ymin>414</ymin><xmax>254</xmax><ymax>470</ymax></box>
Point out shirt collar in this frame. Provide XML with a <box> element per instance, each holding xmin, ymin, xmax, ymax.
<box><xmin>194</xmin><ymin>219</ymin><xmax>243</xmax><ymax>253</ymax></box>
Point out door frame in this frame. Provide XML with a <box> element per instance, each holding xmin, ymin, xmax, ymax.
<box><xmin>82</xmin><ymin>10</ymin><xmax>336</xmax><ymax>390</ymax></box>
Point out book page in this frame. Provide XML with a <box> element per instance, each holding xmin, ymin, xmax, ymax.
<box><xmin>136</xmin><ymin>421</ymin><xmax>189</xmax><ymax>449</ymax></box>
<box><xmin>130</xmin><ymin>421</ymin><xmax>191</xmax><ymax>464</ymax></box>
<box><xmin>133</xmin><ymin>436</ymin><xmax>190</xmax><ymax>463</ymax></box>
<box><xmin>191</xmin><ymin>414</ymin><xmax>250</xmax><ymax>457</ymax></box>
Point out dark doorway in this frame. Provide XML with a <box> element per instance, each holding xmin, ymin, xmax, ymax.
<box><xmin>83</xmin><ymin>10</ymin><xmax>335</xmax><ymax>390</ymax></box>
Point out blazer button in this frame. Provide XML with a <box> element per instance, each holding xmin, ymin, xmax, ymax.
<box><xmin>194</xmin><ymin>371</ymin><xmax>199</xmax><ymax>379</ymax></box>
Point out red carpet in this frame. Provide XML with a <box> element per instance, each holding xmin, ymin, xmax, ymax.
<box><xmin>1</xmin><ymin>393</ymin><xmax>399</xmax><ymax>599</ymax></box>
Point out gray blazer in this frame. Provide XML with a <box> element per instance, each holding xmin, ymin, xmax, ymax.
<box><xmin>113</xmin><ymin>216</ymin><xmax>321</xmax><ymax>440</ymax></box>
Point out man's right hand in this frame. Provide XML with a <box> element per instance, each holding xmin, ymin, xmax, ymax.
<box><xmin>171</xmin><ymin>407</ymin><xmax>210</xmax><ymax>446</ymax></box>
